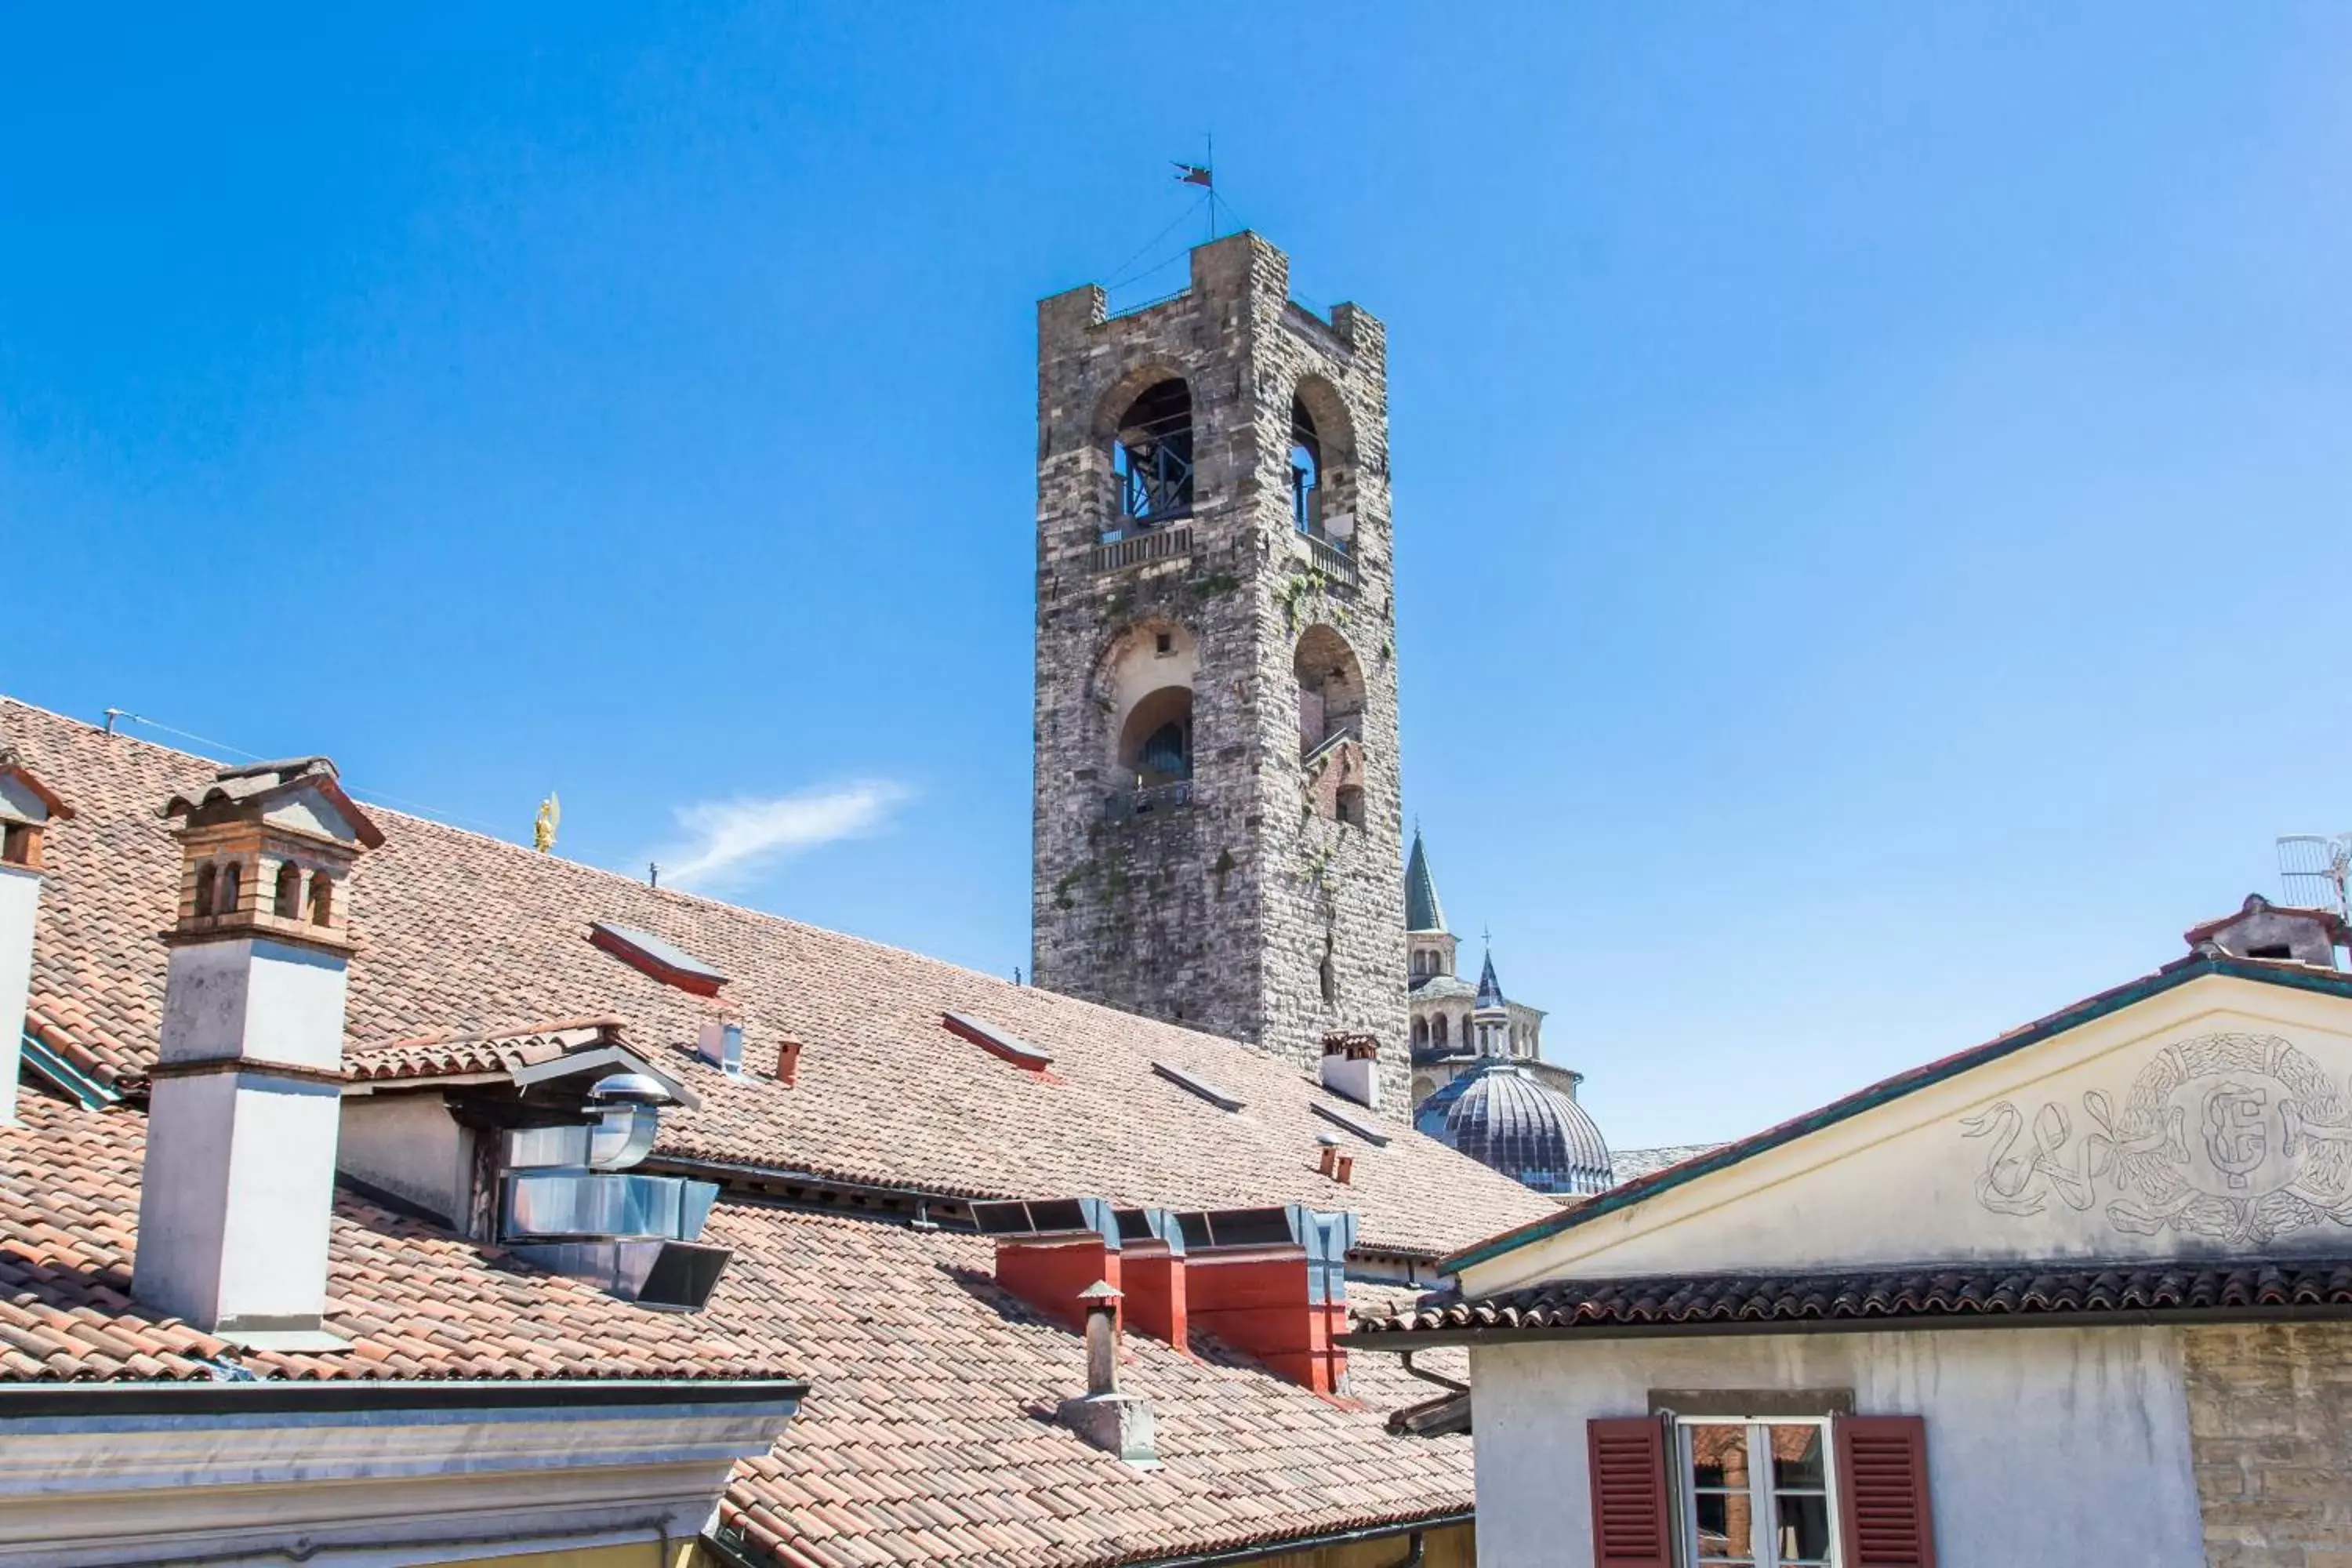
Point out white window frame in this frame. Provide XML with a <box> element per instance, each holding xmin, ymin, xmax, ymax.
<box><xmin>1671</xmin><ymin>1414</ymin><xmax>1841</xmax><ymax>1568</ymax></box>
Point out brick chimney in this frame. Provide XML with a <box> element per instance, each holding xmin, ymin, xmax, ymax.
<box><xmin>0</xmin><ymin>739</ymin><xmax>72</xmax><ymax>1125</ymax></box>
<box><xmin>132</xmin><ymin>757</ymin><xmax>383</xmax><ymax>1343</ymax></box>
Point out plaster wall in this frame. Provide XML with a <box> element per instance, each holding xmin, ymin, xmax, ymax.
<box><xmin>1461</xmin><ymin>975</ymin><xmax>2352</xmax><ymax>1296</ymax></box>
<box><xmin>0</xmin><ymin>866</ymin><xmax>39</xmax><ymax>1123</ymax></box>
<box><xmin>136</xmin><ymin>1070</ymin><xmax>343</xmax><ymax>1327</ymax></box>
<box><xmin>140</xmin><ymin>937</ymin><xmax>352</xmax><ymax>1327</ymax></box>
<box><xmin>1469</xmin><ymin>1327</ymin><xmax>2203</xmax><ymax>1568</ymax></box>
<box><xmin>158</xmin><ymin>938</ymin><xmax>352</xmax><ymax>1071</ymax></box>
<box><xmin>340</xmin><ymin>1092</ymin><xmax>472</xmax><ymax>1229</ymax></box>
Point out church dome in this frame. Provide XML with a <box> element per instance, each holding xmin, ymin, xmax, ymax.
<box><xmin>1432</xmin><ymin>1063</ymin><xmax>1614</xmax><ymax>1197</ymax></box>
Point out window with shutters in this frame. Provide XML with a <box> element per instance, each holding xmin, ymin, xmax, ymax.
<box><xmin>1676</xmin><ymin>1418</ymin><xmax>1834</xmax><ymax>1567</ymax></box>
<box><xmin>1592</xmin><ymin>1410</ymin><xmax>1933</xmax><ymax>1568</ymax></box>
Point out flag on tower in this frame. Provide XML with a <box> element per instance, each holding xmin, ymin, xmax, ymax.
<box><xmin>1173</xmin><ymin>162</ymin><xmax>1212</xmax><ymax>187</ymax></box>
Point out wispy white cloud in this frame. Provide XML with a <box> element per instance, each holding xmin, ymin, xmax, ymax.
<box><xmin>656</xmin><ymin>781</ymin><xmax>911</xmax><ymax>890</ymax></box>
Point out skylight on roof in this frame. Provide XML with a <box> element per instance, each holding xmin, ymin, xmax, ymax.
<box><xmin>942</xmin><ymin>1011</ymin><xmax>1052</xmax><ymax>1072</ymax></box>
<box><xmin>588</xmin><ymin>920</ymin><xmax>728</xmax><ymax>996</ymax></box>
<box><xmin>1312</xmin><ymin>1100</ymin><xmax>1392</xmax><ymax>1147</ymax></box>
<box><xmin>1152</xmin><ymin>1060</ymin><xmax>1244</xmax><ymax>1112</ymax></box>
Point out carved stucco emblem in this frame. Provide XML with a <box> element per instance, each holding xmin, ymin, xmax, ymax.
<box><xmin>1962</xmin><ymin>1033</ymin><xmax>2352</xmax><ymax>1243</ymax></box>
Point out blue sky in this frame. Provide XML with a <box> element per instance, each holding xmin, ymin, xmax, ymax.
<box><xmin>6</xmin><ymin>5</ymin><xmax>2351</xmax><ymax>1148</ymax></box>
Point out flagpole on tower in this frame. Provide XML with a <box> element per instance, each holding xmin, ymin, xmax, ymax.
<box><xmin>1173</xmin><ymin>142</ymin><xmax>1217</xmax><ymax>242</ymax></box>
<box><xmin>1205</xmin><ymin>132</ymin><xmax>1216</xmax><ymax>242</ymax></box>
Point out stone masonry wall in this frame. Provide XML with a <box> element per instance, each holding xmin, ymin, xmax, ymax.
<box><xmin>2186</xmin><ymin>1323</ymin><xmax>2352</xmax><ymax>1566</ymax></box>
<box><xmin>1031</xmin><ymin>233</ymin><xmax>1409</xmax><ymax>1115</ymax></box>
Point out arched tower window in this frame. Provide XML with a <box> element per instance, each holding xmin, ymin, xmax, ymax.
<box><xmin>1118</xmin><ymin>687</ymin><xmax>1193</xmax><ymax>788</ymax></box>
<box><xmin>273</xmin><ymin>862</ymin><xmax>303</xmax><ymax>918</ymax></box>
<box><xmin>1433</xmin><ymin>1013</ymin><xmax>1449</xmax><ymax>1048</ymax></box>
<box><xmin>1294</xmin><ymin>626</ymin><xmax>1367</xmax><ymax>758</ymax></box>
<box><xmin>1288</xmin><ymin>376</ymin><xmax>1357</xmax><ymax>554</ymax></box>
<box><xmin>1110</xmin><ymin>379</ymin><xmax>1193</xmax><ymax>532</ymax></box>
<box><xmin>215</xmin><ymin>861</ymin><xmax>243</xmax><ymax>916</ymax></box>
<box><xmin>308</xmin><ymin>870</ymin><xmax>335</xmax><ymax>927</ymax></box>
<box><xmin>192</xmin><ymin>862</ymin><xmax>217</xmax><ymax>919</ymax></box>
<box><xmin>1412</xmin><ymin>1016</ymin><xmax>1428</xmax><ymax>1049</ymax></box>
<box><xmin>1289</xmin><ymin>395</ymin><xmax>1322</xmax><ymax>538</ymax></box>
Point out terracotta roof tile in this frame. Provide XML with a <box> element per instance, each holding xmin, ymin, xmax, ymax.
<box><xmin>1348</xmin><ymin>1259</ymin><xmax>2352</xmax><ymax>1340</ymax></box>
<box><xmin>5</xmin><ymin>699</ymin><xmax>1552</xmax><ymax>1260</ymax></box>
<box><xmin>0</xmin><ymin>1096</ymin><xmax>779</xmax><ymax>1382</ymax></box>
<box><xmin>0</xmin><ymin>697</ymin><xmax>1516</xmax><ymax>1566</ymax></box>
<box><xmin>690</xmin><ymin>1203</ymin><xmax>1475</xmax><ymax>1568</ymax></box>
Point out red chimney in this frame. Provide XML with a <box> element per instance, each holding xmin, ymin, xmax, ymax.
<box><xmin>1178</xmin><ymin>1207</ymin><xmax>1357</xmax><ymax>1396</ymax></box>
<box><xmin>775</xmin><ymin>1036</ymin><xmax>803</xmax><ymax>1086</ymax></box>
<box><xmin>1120</xmin><ymin>1232</ymin><xmax>1188</xmax><ymax>1355</ymax></box>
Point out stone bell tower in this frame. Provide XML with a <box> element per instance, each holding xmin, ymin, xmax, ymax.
<box><xmin>1030</xmin><ymin>231</ymin><xmax>1407</xmax><ymax>1114</ymax></box>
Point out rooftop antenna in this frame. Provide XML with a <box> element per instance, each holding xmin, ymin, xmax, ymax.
<box><xmin>2276</xmin><ymin>833</ymin><xmax>2352</xmax><ymax>919</ymax></box>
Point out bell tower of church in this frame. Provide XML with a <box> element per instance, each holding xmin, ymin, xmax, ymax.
<box><xmin>1030</xmin><ymin>232</ymin><xmax>1407</xmax><ymax>1113</ymax></box>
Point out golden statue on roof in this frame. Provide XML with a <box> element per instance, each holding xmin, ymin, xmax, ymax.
<box><xmin>532</xmin><ymin>791</ymin><xmax>560</xmax><ymax>853</ymax></box>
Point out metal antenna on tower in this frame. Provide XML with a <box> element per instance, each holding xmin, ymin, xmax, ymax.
<box><xmin>2276</xmin><ymin>833</ymin><xmax>2352</xmax><ymax>918</ymax></box>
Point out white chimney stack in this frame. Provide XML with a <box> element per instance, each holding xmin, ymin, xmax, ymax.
<box><xmin>1319</xmin><ymin>1032</ymin><xmax>1381</xmax><ymax>1111</ymax></box>
<box><xmin>132</xmin><ymin>757</ymin><xmax>383</xmax><ymax>1345</ymax></box>
<box><xmin>0</xmin><ymin>739</ymin><xmax>72</xmax><ymax>1126</ymax></box>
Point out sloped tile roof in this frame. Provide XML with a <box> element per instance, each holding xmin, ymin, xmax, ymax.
<box><xmin>343</xmin><ymin>1017</ymin><xmax>629</xmax><ymax>1084</ymax></box>
<box><xmin>1347</xmin><ymin>1260</ymin><xmax>2352</xmax><ymax>1342</ymax></box>
<box><xmin>707</xmin><ymin>1203</ymin><xmax>1475</xmax><ymax>1568</ymax></box>
<box><xmin>5</xmin><ymin>699</ymin><xmax>1554</xmax><ymax>1261</ymax></box>
<box><xmin>2</xmin><ymin>1093</ymin><xmax>1475</xmax><ymax>1566</ymax></box>
<box><xmin>0</xmin><ymin>1097</ymin><xmax>778</xmax><ymax>1383</ymax></box>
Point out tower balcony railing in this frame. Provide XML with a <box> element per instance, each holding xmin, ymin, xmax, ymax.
<box><xmin>1301</xmin><ymin>532</ymin><xmax>1357</xmax><ymax>590</ymax></box>
<box><xmin>1301</xmin><ymin>720</ymin><xmax>1363</xmax><ymax>767</ymax></box>
<box><xmin>1104</xmin><ymin>779</ymin><xmax>1193</xmax><ymax>821</ymax></box>
<box><xmin>1088</xmin><ymin>522</ymin><xmax>1193</xmax><ymax>575</ymax></box>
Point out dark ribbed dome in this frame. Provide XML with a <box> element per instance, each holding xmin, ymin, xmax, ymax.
<box><xmin>1430</xmin><ymin>1063</ymin><xmax>1613</xmax><ymax>1196</ymax></box>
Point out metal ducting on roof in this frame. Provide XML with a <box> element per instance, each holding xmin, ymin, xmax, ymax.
<box><xmin>505</xmin><ymin>1239</ymin><xmax>733</xmax><ymax>1312</ymax></box>
<box><xmin>503</xmin><ymin>1171</ymin><xmax>718</xmax><ymax>1242</ymax></box>
<box><xmin>498</xmin><ymin>1107</ymin><xmax>731</xmax><ymax>1309</ymax></box>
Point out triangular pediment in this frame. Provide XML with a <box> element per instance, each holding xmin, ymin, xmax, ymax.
<box><xmin>1458</xmin><ymin>964</ymin><xmax>2352</xmax><ymax>1297</ymax></box>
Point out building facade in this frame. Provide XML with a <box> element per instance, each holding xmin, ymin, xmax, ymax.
<box><xmin>1030</xmin><ymin>232</ymin><xmax>1409</xmax><ymax>1112</ymax></box>
<box><xmin>1352</xmin><ymin>900</ymin><xmax>2352</xmax><ymax>1568</ymax></box>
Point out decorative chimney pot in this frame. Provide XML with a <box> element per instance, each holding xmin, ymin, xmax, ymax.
<box><xmin>1057</xmin><ymin>1281</ymin><xmax>1159</xmax><ymax>1467</ymax></box>
<box><xmin>132</xmin><ymin>757</ymin><xmax>383</xmax><ymax>1345</ymax></box>
<box><xmin>0</xmin><ymin>739</ymin><xmax>73</xmax><ymax>1125</ymax></box>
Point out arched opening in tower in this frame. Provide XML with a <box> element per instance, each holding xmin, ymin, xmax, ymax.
<box><xmin>1293</xmin><ymin>625</ymin><xmax>1366</xmax><ymax>759</ymax></box>
<box><xmin>1110</xmin><ymin>379</ymin><xmax>1193</xmax><ymax>532</ymax></box>
<box><xmin>1289</xmin><ymin>395</ymin><xmax>1322</xmax><ymax>537</ymax></box>
<box><xmin>1118</xmin><ymin>685</ymin><xmax>1194</xmax><ymax>789</ymax></box>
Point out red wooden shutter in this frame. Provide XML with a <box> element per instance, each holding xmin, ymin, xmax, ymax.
<box><xmin>1833</xmin><ymin>1414</ymin><xmax>1937</xmax><ymax>1568</ymax></box>
<box><xmin>1588</xmin><ymin>1416</ymin><xmax>1672</xmax><ymax>1568</ymax></box>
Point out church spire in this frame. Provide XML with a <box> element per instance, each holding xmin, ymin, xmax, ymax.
<box><xmin>1405</xmin><ymin>824</ymin><xmax>1447</xmax><ymax>935</ymax></box>
<box><xmin>1475</xmin><ymin>943</ymin><xmax>1505</xmax><ymax>1012</ymax></box>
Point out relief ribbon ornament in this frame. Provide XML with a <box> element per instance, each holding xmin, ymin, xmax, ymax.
<box><xmin>1961</xmin><ymin>1102</ymin><xmax>2103</xmax><ymax>1215</ymax></box>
